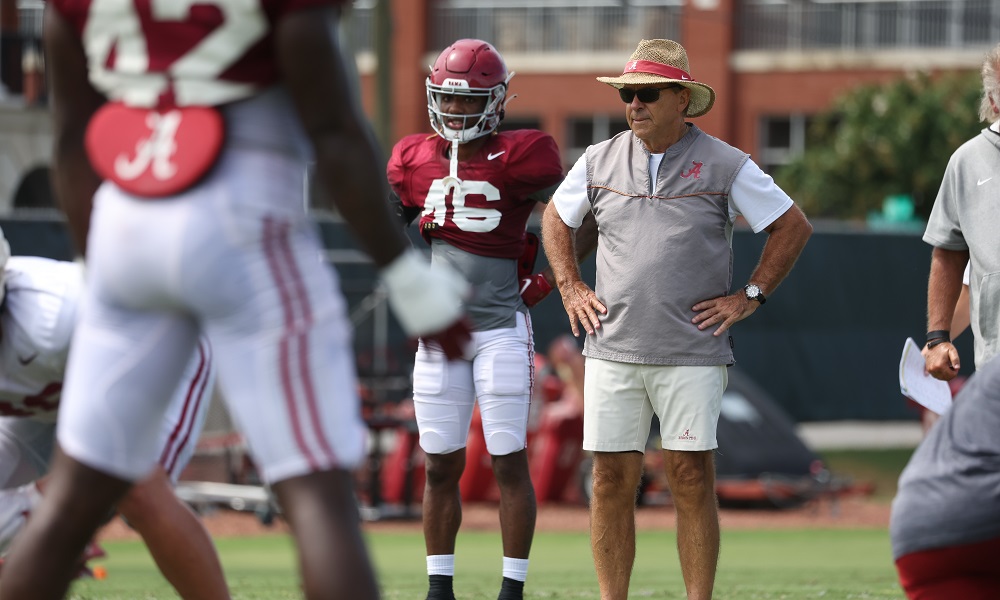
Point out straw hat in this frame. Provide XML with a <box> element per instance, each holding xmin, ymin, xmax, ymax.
<box><xmin>597</xmin><ymin>39</ymin><xmax>716</xmax><ymax>118</ymax></box>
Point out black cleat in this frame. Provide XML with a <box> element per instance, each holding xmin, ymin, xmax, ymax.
<box><xmin>497</xmin><ymin>576</ymin><xmax>524</xmax><ymax>600</ymax></box>
<box><xmin>426</xmin><ymin>574</ymin><xmax>456</xmax><ymax>600</ymax></box>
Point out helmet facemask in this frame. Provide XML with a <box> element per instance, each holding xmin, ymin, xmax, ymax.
<box><xmin>426</xmin><ymin>77</ymin><xmax>509</xmax><ymax>144</ymax></box>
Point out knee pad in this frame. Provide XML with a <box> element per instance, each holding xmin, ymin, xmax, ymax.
<box><xmin>485</xmin><ymin>431</ymin><xmax>523</xmax><ymax>456</ymax></box>
<box><xmin>419</xmin><ymin>431</ymin><xmax>464</xmax><ymax>456</ymax></box>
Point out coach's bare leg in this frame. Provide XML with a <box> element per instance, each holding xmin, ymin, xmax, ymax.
<box><xmin>0</xmin><ymin>448</ymin><xmax>131</xmax><ymax>600</ymax></box>
<box><xmin>492</xmin><ymin>449</ymin><xmax>536</xmax><ymax>558</ymax></box>
<box><xmin>663</xmin><ymin>449</ymin><xmax>718</xmax><ymax>600</ymax></box>
<box><xmin>272</xmin><ymin>469</ymin><xmax>379</xmax><ymax>600</ymax></box>
<box><xmin>118</xmin><ymin>467</ymin><xmax>231</xmax><ymax>599</ymax></box>
<box><xmin>590</xmin><ymin>451</ymin><xmax>644</xmax><ymax>600</ymax></box>
<box><xmin>423</xmin><ymin>449</ymin><xmax>466</xmax><ymax>554</ymax></box>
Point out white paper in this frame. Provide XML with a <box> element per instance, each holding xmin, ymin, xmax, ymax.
<box><xmin>899</xmin><ymin>337</ymin><xmax>953</xmax><ymax>416</ymax></box>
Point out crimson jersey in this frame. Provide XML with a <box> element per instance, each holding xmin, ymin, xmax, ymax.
<box><xmin>49</xmin><ymin>0</ymin><xmax>345</xmax><ymax>108</ymax></box>
<box><xmin>388</xmin><ymin>129</ymin><xmax>563</xmax><ymax>260</ymax></box>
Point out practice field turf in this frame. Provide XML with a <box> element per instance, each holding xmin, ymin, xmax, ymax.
<box><xmin>67</xmin><ymin>527</ymin><xmax>905</xmax><ymax>599</ymax></box>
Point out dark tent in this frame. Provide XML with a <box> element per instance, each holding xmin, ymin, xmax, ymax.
<box><xmin>713</xmin><ymin>368</ymin><xmax>827</xmax><ymax>508</ymax></box>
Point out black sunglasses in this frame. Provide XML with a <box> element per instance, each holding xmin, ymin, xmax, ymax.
<box><xmin>618</xmin><ymin>85</ymin><xmax>682</xmax><ymax>104</ymax></box>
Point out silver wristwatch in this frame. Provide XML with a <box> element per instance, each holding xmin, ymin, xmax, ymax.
<box><xmin>744</xmin><ymin>283</ymin><xmax>767</xmax><ymax>305</ymax></box>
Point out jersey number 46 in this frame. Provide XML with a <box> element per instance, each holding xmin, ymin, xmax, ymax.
<box><xmin>422</xmin><ymin>179</ymin><xmax>502</xmax><ymax>233</ymax></box>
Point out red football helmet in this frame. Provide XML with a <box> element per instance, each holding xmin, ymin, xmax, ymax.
<box><xmin>426</xmin><ymin>39</ymin><xmax>512</xmax><ymax>143</ymax></box>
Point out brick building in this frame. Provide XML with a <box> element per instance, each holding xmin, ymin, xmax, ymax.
<box><xmin>353</xmin><ymin>0</ymin><xmax>1000</xmax><ymax>174</ymax></box>
<box><xmin>1</xmin><ymin>0</ymin><xmax>999</xmax><ymax>209</ymax></box>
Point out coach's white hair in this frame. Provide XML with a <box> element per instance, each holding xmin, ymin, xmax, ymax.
<box><xmin>979</xmin><ymin>43</ymin><xmax>1000</xmax><ymax>124</ymax></box>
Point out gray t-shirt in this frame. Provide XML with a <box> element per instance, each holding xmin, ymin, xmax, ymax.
<box><xmin>889</xmin><ymin>356</ymin><xmax>1000</xmax><ymax>558</ymax></box>
<box><xmin>923</xmin><ymin>127</ymin><xmax>1000</xmax><ymax>368</ymax></box>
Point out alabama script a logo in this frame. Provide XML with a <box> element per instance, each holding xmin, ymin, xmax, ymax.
<box><xmin>680</xmin><ymin>161</ymin><xmax>703</xmax><ymax>179</ymax></box>
<box><xmin>677</xmin><ymin>429</ymin><xmax>698</xmax><ymax>441</ymax></box>
<box><xmin>114</xmin><ymin>111</ymin><xmax>182</xmax><ymax>182</ymax></box>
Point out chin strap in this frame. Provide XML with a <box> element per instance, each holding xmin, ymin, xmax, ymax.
<box><xmin>450</xmin><ymin>138</ymin><xmax>460</xmax><ymax>179</ymax></box>
<box><xmin>442</xmin><ymin>137</ymin><xmax>462</xmax><ymax>197</ymax></box>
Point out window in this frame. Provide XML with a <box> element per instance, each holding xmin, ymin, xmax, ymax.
<box><xmin>566</xmin><ymin>115</ymin><xmax>630</xmax><ymax>164</ymax></box>
<box><xmin>501</xmin><ymin>117</ymin><xmax>542</xmax><ymax>132</ymax></box>
<box><xmin>758</xmin><ymin>114</ymin><xmax>813</xmax><ymax>175</ymax></box>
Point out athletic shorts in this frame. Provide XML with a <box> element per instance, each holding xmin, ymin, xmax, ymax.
<box><xmin>895</xmin><ymin>536</ymin><xmax>1000</xmax><ymax>599</ymax></box>
<box><xmin>57</xmin><ymin>147</ymin><xmax>366</xmax><ymax>484</ymax></box>
<box><xmin>412</xmin><ymin>312</ymin><xmax>533</xmax><ymax>457</ymax></box>
<box><xmin>583</xmin><ymin>358</ymin><xmax>726</xmax><ymax>452</ymax></box>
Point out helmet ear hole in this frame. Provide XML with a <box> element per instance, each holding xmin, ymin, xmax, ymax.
<box><xmin>426</xmin><ymin>39</ymin><xmax>510</xmax><ymax>143</ymax></box>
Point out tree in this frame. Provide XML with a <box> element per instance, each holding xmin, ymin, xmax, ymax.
<box><xmin>775</xmin><ymin>71</ymin><xmax>983</xmax><ymax>220</ymax></box>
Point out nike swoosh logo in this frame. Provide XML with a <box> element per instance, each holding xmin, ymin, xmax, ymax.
<box><xmin>978</xmin><ymin>177</ymin><xmax>992</xmax><ymax>186</ymax></box>
<box><xmin>17</xmin><ymin>353</ymin><xmax>38</xmax><ymax>366</ymax></box>
<box><xmin>487</xmin><ymin>151</ymin><xmax>506</xmax><ymax>160</ymax></box>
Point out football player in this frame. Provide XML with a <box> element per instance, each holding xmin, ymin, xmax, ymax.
<box><xmin>387</xmin><ymin>38</ymin><xmax>595</xmax><ymax>600</ymax></box>
<box><xmin>0</xmin><ymin>233</ymin><xmax>227</xmax><ymax>599</ymax></box>
<box><xmin>0</xmin><ymin>2</ymin><xmax>471</xmax><ymax>599</ymax></box>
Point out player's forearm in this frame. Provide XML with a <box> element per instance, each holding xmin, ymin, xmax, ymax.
<box><xmin>52</xmin><ymin>148</ymin><xmax>100</xmax><ymax>257</ymax></box>
<box><xmin>45</xmin><ymin>6</ymin><xmax>105</xmax><ymax>258</ymax></box>
<box><xmin>314</xmin><ymin>134</ymin><xmax>408</xmax><ymax>267</ymax></box>
<box><xmin>275</xmin><ymin>10</ymin><xmax>408</xmax><ymax>268</ymax></box>
<box><xmin>927</xmin><ymin>247</ymin><xmax>968</xmax><ymax>333</ymax></box>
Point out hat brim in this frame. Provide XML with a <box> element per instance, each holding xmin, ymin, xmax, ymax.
<box><xmin>597</xmin><ymin>73</ymin><xmax>716</xmax><ymax>118</ymax></box>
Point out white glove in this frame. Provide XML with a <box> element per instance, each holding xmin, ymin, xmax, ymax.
<box><xmin>381</xmin><ymin>249</ymin><xmax>470</xmax><ymax>338</ymax></box>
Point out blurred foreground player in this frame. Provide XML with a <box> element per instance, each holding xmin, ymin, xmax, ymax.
<box><xmin>0</xmin><ymin>242</ymin><xmax>227</xmax><ymax>599</ymax></box>
<box><xmin>891</xmin><ymin>355</ymin><xmax>1000</xmax><ymax>599</ymax></box>
<box><xmin>0</xmin><ymin>2</ymin><xmax>470</xmax><ymax>599</ymax></box>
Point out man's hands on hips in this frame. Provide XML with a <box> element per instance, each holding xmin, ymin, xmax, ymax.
<box><xmin>922</xmin><ymin>342</ymin><xmax>960</xmax><ymax>381</ymax></box>
<box><xmin>692</xmin><ymin>292</ymin><xmax>759</xmax><ymax>336</ymax></box>
<box><xmin>381</xmin><ymin>249</ymin><xmax>472</xmax><ymax>359</ymax></box>
<box><xmin>557</xmin><ymin>281</ymin><xmax>606</xmax><ymax>337</ymax></box>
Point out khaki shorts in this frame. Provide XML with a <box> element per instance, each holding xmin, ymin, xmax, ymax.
<box><xmin>582</xmin><ymin>358</ymin><xmax>727</xmax><ymax>452</ymax></box>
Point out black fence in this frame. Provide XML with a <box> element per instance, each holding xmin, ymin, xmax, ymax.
<box><xmin>4</xmin><ymin>216</ymin><xmax>961</xmax><ymax>423</ymax></box>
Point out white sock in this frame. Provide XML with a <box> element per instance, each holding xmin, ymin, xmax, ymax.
<box><xmin>502</xmin><ymin>556</ymin><xmax>529</xmax><ymax>582</ymax></box>
<box><xmin>427</xmin><ymin>554</ymin><xmax>455</xmax><ymax>576</ymax></box>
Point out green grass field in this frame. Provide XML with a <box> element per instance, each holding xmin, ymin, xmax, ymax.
<box><xmin>819</xmin><ymin>448</ymin><xmax>915</xmax><ymax>502</ymax></box>
<box><xmin>67</xmin><ymin>527</ymin><xmax>904</xmax><ymax>600</ymax></box>
<box><xmin>63</xmin><ymin>448</ymin><xmax>913</xmax><ymax>599</ymax></box>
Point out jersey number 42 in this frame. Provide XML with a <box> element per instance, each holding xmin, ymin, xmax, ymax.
<box><xmin>83</xmin><ymin>0</ymin><xmax>267</xmax><ymax>107</ymax></box>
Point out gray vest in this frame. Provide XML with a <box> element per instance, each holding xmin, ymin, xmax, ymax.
<box><xmin>583</xmin><ymin>124</ymin><xmax>748</xmax><ymax>365</ymax></box>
